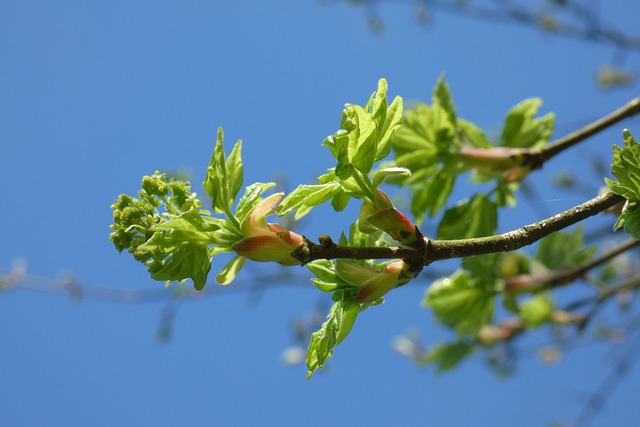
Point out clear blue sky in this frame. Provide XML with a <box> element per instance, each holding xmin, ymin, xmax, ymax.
<box><xmin>2</xmin><ymin>1</ymin><xmax>639</xmax><ymax>426</ymax></box>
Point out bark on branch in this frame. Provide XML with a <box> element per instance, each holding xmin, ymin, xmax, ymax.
<box><xmin>292</xmin><ymin>192</ymin><xmax>626</xmax><ymax>265</ymax></box>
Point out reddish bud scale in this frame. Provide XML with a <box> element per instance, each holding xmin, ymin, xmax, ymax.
<box><xmin>232</xmin><ymin>193</ymin><xmax>304</xmax><ymax>266</ymax></box>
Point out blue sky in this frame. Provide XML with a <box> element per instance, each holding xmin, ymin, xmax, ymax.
<box><xmin>2</xmin><ymin>1</ymin><xmax>640</xmax><ymax>426</ymax></box>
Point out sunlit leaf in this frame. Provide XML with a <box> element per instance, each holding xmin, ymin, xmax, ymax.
<box><xmin>426</xmin><ymin>341</ymin><xmax>474</xmax><ymax>373</ymax></box>
<box><xmin>520</xmin><ymin>292</ymin><xmax>555</xmax><ymax>328</ymax></box>
<box><xmin>215</xmin><ymin>255</ymin><xmax>247</xmax><ymax>285</ymax></box>
<box><xmin>279</xmin><ymin>182</ymin><xmax>342</xmax><ymax>219</ymax></box>
<box><xmin>423</xmin><ymin>270</ymin><xmax>495</xmax><ymax>337</ymax></box>
<box><xmin>437</xmin><ymin>193</ymin><xmax>497</xmax><ymax>239</ymax></box>
<box><xmin>536</xmin><ymin>225</ymin><xmax>596</xmax><ymax>270</ymax></box>
<box><xmin>306</xmin><ymin>299</ymin><xmax>360</xmax><ymax>379</ymax></box>
<box><xmin>500</xmin><ymin>98</ymin><xmax>555</xmax><ymax>149</ymax></box>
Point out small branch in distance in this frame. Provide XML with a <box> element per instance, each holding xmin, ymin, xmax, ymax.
<box><xmin>540</xmin><ymin>97</ymin><xmax>640</xmax><ymax>162</ymax></box>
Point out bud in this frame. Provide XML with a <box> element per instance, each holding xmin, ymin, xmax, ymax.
<box><xmin>335</xmin><ymin>259</ymin><xmax>414</xmax><ymax>303</ymax></box>
<box><xmin>367</xmin><ymin>208</ymin><xmax>418</xmax><ymax>244</ymax></box>
<box><xmin>358</xmin><ymin>188</ymin><xmax>418</xmax><ymax>245</ymax></box>
<box><xmin>232</xmin><ymin>193</ymin><xmax>304</xmax><ymax>266</ymax></box>
<box><xmin>503</xmin><ymin>274</ymin><xmax>545</xmax><ymax>294</ymax></box>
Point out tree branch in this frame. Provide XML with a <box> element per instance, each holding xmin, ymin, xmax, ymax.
<box><xmin>504</xmin><ymin>238</ymin><xmax>640</xmax><ymax>293</ymax></box>
<box><xmin>425</xmin><ymin>192</ymin><xmax>625</xmax><ymax>264</ymax></box>
<box><xmin>337</xmin><ymin>0</ymin><xmax>640</xmax><ymax>50</ymax></box>
<box><xmin>293</xmin><ymin>191</ymin><xmax>626</xmax><ymax>264</ymax></box>
<box><xmin>540</xmin><ymin>97</ymin><xmax>640</xmax><ymax>161</ymax></box>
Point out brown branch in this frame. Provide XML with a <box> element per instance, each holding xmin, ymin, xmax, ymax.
<box><xmin>547</xmin><ymin>238</ymin><xmax>639</xmax><ymax>287</ymax></box>
<box><xmin>504</xmin><ymin>238</ymin><xmax>640</xmax><ymax>293</ymax></box>
<box><xmin>337</xmin><ymin>0</ymin><xmax>640</xmax><ymax>50</ymax></box>
<box><xmin>565</xmin><ymin>276</ymin><xmax>640</xmax><ymax>312</ymax></box>
<box><xmin>425</xmin><ymin>192</ymin><xmax>625</xmax><ymax>264</ymax></box>
<box><xmin>293</xmin><ymin>191</ymin><xmax>626</xmax><ymax>264</ymax></box>
<box><xmin>539</xmin><ymin>97</ymin><xmax>640</xmax><ymax>161</ymax></box>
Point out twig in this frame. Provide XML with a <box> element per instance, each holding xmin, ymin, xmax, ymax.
<box><xmin>293</xmin><ymin>191</ymin><xmax>625</xmax><ymax>263</ymax></box>
<box><xmin>337</xmin><ymin>0</ymin><xmax>640</xmax><ymax>50</ymax></box>
<box><xmin>565</xmin><ymin>276</ymin><xmax>640</xmax><ymax>312</ymax></box>
<box><xmin>540</xmin><ymin>97</ymin><xmax>640</xmax><ymax>161</ymax></box>
<box><xmin>573</xmin><ymin>317</ymin><xmax>640</xmax><ymax>427</ymax></box>
<box><xmin>425</xmin><ymin>192</ymin><xmax>625</xmax><ymax>263</ymax></box>
<box><xmin>505</xmin><ymin>238</ymin><xmax>640</xmax><ymax>293</ymax></box>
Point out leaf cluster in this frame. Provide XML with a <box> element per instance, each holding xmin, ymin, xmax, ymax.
<box><xmin>110</xmin><ymin>77</ymin><xmax>640</xmax><ymax>380</ymax></box>
<box><xmin>389</xmin><ymin>75</ymin><xmax>555</xmax><ymax>221</ymax></box>
<box><xmin>278</xmin><ymin>79</ymin><xmax>408</xmax><ymax>219</ymax></box>
<box><xmin>606</xmin><ymin>130</ymin><xmax>640</xmax><ymax>238</ymax></box>
<box><xmin>421</xmin><ymin>226</ymin><xmax>598</xmax><ymax>371</ymax></box>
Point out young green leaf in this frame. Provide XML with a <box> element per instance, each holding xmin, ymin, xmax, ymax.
<box><xmin>375</xmin><ymin>95</ymin><xmax>403</xmax><ymax>162</ymax></box>
<box><xmin>346</xmin><ymin>104</ymin><xmax>378</xmax><ymax>174</ymax></box>
<box><xmin>461</xmin><ymin>253</ymin><xmax>502</xmax><ymax>289</ymax></box>
<box><xmin>423</xmin><ymin>270</ymin><xmax>495</xmax><ymax>337</ymax></box>
<box><xmin>306</xmin><ymin>299</ymin><xmax>360</xmax><ymax>379</ymax></box>
<box><xmin>605</xmin><ymin>129</ymin><xmax>640</xmax><ymax>202</ymax></box>
<box><xmin>278</xmin><ymin>182</ymin><xmax>342</xmax><ymax>219</ymax></box>
<box><xmin>519</xmin><ymin>292</ymin><xmax>555</xmax><ymax>328</ymax></box>
<box><xmin>426</xmin><ymin>341</ymin><xmax>474</xmax><ymax>373</ymax></box>
<box><xmin>235</xmin><ymin>182</ymin><xmax>277</xmax><ymax>222</ymax></box>
<box><xmin>437</xmin><ymin>193</ymin><xmax>497</xmax><ymax>239</ymax></box>
<box><xmin>367</xmin><ymin>78</ymin><xmax>389</xmax><ymax>130</ymax></box>
<box><xmin>536</xmin><ymin>225</ymin><xmax>597</xmax><ymax>270</ymax></box>
<box><xmin>605</xmin><ymin>130</ymin><xmax>640</xmax><ymax>238</ymax></box>
<box><xmin>215</xmin><ymin>255</ymin><xmax>247</xmax><ymax>285</ymax></box>
<box><xmin>612</xmin><ymin>202</ymin><xmax>640</xmax><ymax>239</ymax></box>
<box><xmin>500</xmin><ymin>99</ymin><xmax>555</xmax><ymax>149</ymax></box>
<box><xmin>203</xmin><ymin>128</ymin><xmax>243</xmax><ymax>217</ymax></box>
<box><xmin>136</xmin><ymin>208</ymin><xmax>219</xmax><ymax>290</ymax></box>
<box><xmin>372</xmin><ymin>167</ymin><xmax>411</xmax><ymax>188</ymax></box>
<box><xmin>410</xmin><ymin>167</ymin><xmax>456</xmax><ymax>221</ymax></box>
<box><xmin>323</xmin><ymin>79</ymin><xmax>403</xmax><ymax>180</ymax></box>
<box><xmin>432</xmin><ymin>74</ymin><xmax>456</xmax><ymax>127</ymax></box>
<box><xmin>306</xmin><ymin>259</ymin><xmax>338</xmax><ymax>284</ymax></box>
<box><xmin>457</xmin><ymin>119</ymin><xmax>493</xmax><ymax>149</ymax></box>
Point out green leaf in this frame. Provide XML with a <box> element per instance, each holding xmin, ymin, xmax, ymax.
<box><xmin>458</xmin><ymin>119</ymin><xmax>493</xmax><ymax>149</ymax></box>
<box><xmin>226</xmin><ymin>139</ymin><xmax>244</xmax><ymax>205</ymax></box>
<box><xmin>360</xmin><ymin>78</ymin><xmax>404</xmax><ymax>164</ymax></box>
<box><xmin>278</xmin><ymin>182</ymin><xmax>342</xmax><ymax>219</ymax></box>
<box><xmin>215</xmin><ymin>255</ymin><xmax>247</xmax><ymax>285</ymax></box>
<box><xmin>411</xmin><ymin>167</ymin><xmax>456</xmax><ymax>221</ymax></box>
<box><xmin>391</xmin><ymin>104</ymin><xmax>439</xmax><ymax>171</ymax></box>
<box><xmin>500</xmin><ymin>98</ymin><xmax>555</xmax><ymax>149</ymax></box>
<box><xmin>138</xmin><ymin>208</ymin><xmax>218</xmax><ymax>290</ymax></box>
<box><xmin>209</xmin><ymin>219</ymin><xmax>244</xmax><ymax>250</ymax></box>
<box><xmin>375</xmin><ymin>96</ymin><xmax>403</xmax><ymax>161</ymax></box>
<box><xmin>348</xmin><ymin>105</ymin><xmax>378</xmax><ymax>174</ymax></box>
<box><xmin>612</xmin><ymin>201</ymin><xmax>640</xmax><ymax>239</ymax></box>
<box><xmin>426</xmin><ymin>341</ymin><xmax>474</xmax><ymax>373</ymax></box>
<box><xmin>423</xmin><ymin>270</ymin><xmax>495</xmax><ymax>337</ymax></box>
<box><xmin>437</xmin><ymin>193</ymin><xmax>497</xmax><ymax>239</ymax></box>
<box><xmin>605</xmin><ymin>129</ymin><xmax>640</xmax><ymax>201</ymax></box>
<box><xmin>393</xmin><ymin>103</ymin><xmax>458</xmax><ymax>164</ymax></box>
<box><xmin>310</xmin><ymin>278</ymin><xmax>338</xmax><ymax>292</ymax></box>
<box><xmin>432</xmin><ymin>74</ymin><xmax>456</xmax><ymax>127</ymax></box>
<box><xmin>493</xmin><ymin>180</ymin><xmax>518</xmax><ymax>207</ymax></box>
<box><xmin>536</xmin><ymin>226</ymin><xmax>597</xmax><ymax>270</ymax></box>
<box><xmin>372</xmin><ymin>167</ymin><xmax>411</xmax><ymax>187</ymax></box>
<box><xmin>330</xmin><ymin>190</ymin><xmax>351</xmax><ymax>212</ymax></box>
<box><xmin>367</xmin><ymin>78</ymin><xmax>388</xmax><ymax>129</ymax></box>
<box><xmin>306</xmin><ymin>259</ymin><xmax>338</xmax><ymax>284</ymax></box>
<box><xmin>306</xmin><ymin>299</ymin><xmax>360</xmax><ymax>379</ymax></box>
<box><xmin>203</xmin><ymin>128</ymin><xmax>244</xmax><ymax>217</ymax></box>
<box><xmin>519</xmin><ymin>292</ymin><xmax>555</xmax><ymax>328</ymax></box>
<box><xmin>461</xmin><ymin>253</ymin><xmax>502</xmax><ymax>289</ymax></box>
<box><xmin>235</xmin><ymin>182</ymin><xmax>277</xmax><ymax>222</ymax></box>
